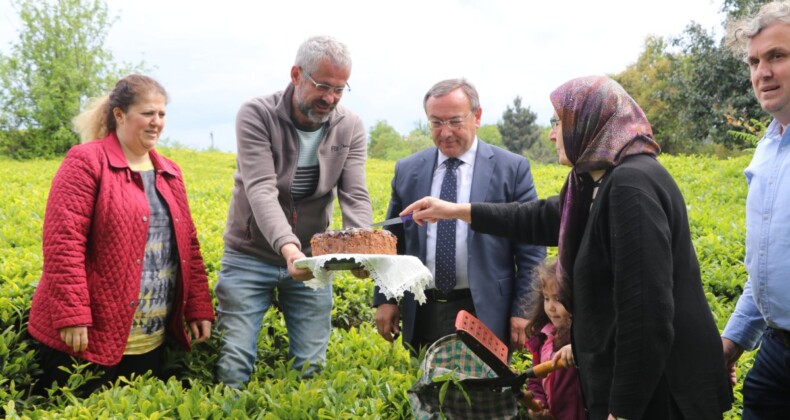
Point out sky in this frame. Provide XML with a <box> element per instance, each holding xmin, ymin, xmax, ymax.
<box><xmin>0</xmin><ymin>0</ymin><xmax>726</xmax><ymax>153</ymax></box>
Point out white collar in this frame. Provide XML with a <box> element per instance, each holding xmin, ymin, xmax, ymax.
<box><xmin>437</xmin><ymin>137</ymin><xmax>478</xmax><ymax>168</ymax></box>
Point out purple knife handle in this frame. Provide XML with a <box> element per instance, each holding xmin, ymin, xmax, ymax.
<box><xmin>401</xmin><ymin>213</ymin><xmax>414</xmax><ymax>223</ymax></box>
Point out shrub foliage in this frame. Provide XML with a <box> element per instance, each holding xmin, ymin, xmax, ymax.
<box><xmin>1</xmin><ymin>151</ymin><xmax>751</xmax><ymax>418</ymax></box>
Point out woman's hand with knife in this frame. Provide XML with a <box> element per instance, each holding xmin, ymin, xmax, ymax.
<box><xmin>400</xmin><ymin>197</ymin><xmax>472</xmax><ymax>225</ymax></box>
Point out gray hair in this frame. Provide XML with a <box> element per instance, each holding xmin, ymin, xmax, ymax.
<box><xmin>726</xmin><ymin>1</ymin><xmax>790</xmax><ymax>60</ymax></box>
<box><xmin>423</xmin><ymin>78</ymin><xmax>481</xmax><ymax>112</ymax></box>
<box><xmin>295</xmin><ymin>35</ymin><xmax>352</xmax><ymax>74</ymax></box>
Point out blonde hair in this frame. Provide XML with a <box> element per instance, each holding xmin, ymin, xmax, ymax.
<box><xmin>72</xmin><ymin>95</ymin><xmax>110</xmax><ymax>143</ymax></box>
<box><xmin>71</xmin><ymin>74</ymin><xmax>168</xmax><ymax>143</ymax></box>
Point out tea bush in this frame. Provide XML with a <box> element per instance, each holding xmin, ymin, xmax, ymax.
<box><xmin>0</xmin><ymin>151</ymin><xmax>753</xmax><ymax>418</ymax></box>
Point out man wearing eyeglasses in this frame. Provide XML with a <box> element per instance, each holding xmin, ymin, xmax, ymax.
<box><xmin>215</xmin><ymin>35</ymin><xmax>372</xmax><ymax>387</ymax></box>
<box><xmin>373</xmin><ymin>79</ymin><xmax>545</xmax><ymax>355</ymax></box>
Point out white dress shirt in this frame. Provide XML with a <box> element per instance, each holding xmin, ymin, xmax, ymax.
<box><xmin>425</xmin><ymin>138</ymin><xmax>478</xmax><ymax>290</ymax></box>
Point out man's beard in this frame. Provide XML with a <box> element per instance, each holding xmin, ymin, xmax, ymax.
<box><xmin>297</xmin><ymin>96</ymin><xmax>332</xmax><ymax>125</ymax></box>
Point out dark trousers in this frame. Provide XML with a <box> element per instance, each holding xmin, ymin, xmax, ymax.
<box><xmin>32</xmin><ymin>342</ymin><xmax>166</xmax><ymax>397</ymax></box>
<box><xmin>742</xmin><ymin>329</ymin><xmax>790</xmax><ymax>420</ymax></box>
<box><xmin>410</xmin><ymin>294</ymin><xmax>475</xmax><ymax>357</ymax></box>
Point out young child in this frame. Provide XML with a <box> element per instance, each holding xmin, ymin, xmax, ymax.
<box><xmin>524</xmin><ymin>259</ymin><xmax>585</xmax><ymax>419</ymax></box>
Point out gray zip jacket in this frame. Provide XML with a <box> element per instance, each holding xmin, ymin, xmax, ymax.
<box><xmin>223</xmin><ymin>83</ymin><xmax>372</xmax><ymax>266</ymax></box>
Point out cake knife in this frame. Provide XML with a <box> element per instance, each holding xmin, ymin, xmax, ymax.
<box><xmin>370</xmin><ymin>213</ymin><xmax>413</xmax><ymax>228</ymax></box>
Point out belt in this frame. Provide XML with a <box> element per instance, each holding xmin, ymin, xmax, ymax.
<box><xmin>425</xmin><ymin>288</ymin><xmax>472</xmax><ymax>303</ymax></box>
<box><xmin>772</xmin><ymin>328</ymin><xmax>790</xmax><ymax>348</ymax></box>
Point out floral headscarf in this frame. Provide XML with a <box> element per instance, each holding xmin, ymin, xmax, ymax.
<box><xmin>549</xmin><ymin>75</ymin><xmax>660</xmax><ymax>283</ymax></box>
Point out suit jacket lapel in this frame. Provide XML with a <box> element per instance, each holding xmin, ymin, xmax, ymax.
<box><xmin>469</xmin><ymin>141</ymin><xmax>495</xmax><ymax>242</ymax></box>
<box><xmin>470</xmin><ymin>140</ymin><xmax>495</xmax><ymax>203</ymax></box>
<box><xmin>413</xmin><ymin>149</ymin><xmax>438</xmax><ymax>262</ymax></box>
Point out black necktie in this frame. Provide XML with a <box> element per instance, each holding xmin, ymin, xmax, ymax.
<box><xmin>435</xmin><ymin>158</ymin><xmax>461</xmax><ymax>293</ymax></box>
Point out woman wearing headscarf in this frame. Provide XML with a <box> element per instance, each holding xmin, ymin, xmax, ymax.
<box><xmin>401</xmin><ymin>76</ymin><xmax>732</xmax><ymax>419</ymax></box>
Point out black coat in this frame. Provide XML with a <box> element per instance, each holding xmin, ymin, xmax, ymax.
<box><xmin>472</xmin><ymin>155</ymin><xmax>732</xmax><ymax>419</ymax></box>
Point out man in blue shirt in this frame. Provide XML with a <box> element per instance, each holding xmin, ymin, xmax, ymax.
<box><xmin>722</xmin><ymin>2</ymin><xmax>790</xmax><ymax>417</ymax></box>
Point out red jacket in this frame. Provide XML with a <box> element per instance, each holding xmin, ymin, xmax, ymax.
<box><xmin>28</xmin><ymin>133</ymin><xmax>215</xmax><ymax>366</ymax></box>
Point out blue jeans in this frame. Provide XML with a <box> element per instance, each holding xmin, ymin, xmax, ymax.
<box><xmin>214</xmin><ymin>247</ymin><xmax>333</xmax><ymax>387</ymax></box>
<box><xmin>742</xmin><ymin>329</ymin><xmax>790</xmax><ymax>419</ymax></box>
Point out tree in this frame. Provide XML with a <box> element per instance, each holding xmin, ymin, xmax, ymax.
<box><xmin>525</xmin><ymin>128</ymin><xmax>558</xmax><ymax>164</ymax></box>
<box><xmin>614</xmin><ymin>24</ymin><xmax>762</xmax><ymax>154</ymax></box>
<box><xmin>665</xmin><ymin>23</ymin><xmax>761</xmax><ymax>151</ymax></box>
<box><xmin>369</xmin><ymin>121</ymin><xmax>436</xmax><ymax>161</ymax></box>
<box><xmin>722</xmin><ymin>0</ymin><xmax>771</xmax><ymax>19</ymax></box>
<box><xmin>404</xmin><ymin>126</ymin><xmax>434</xmax><ymax>156</ymax></box>
<box><xmin>0</xmin><ymin>0</ymin><xmax>135</xmax><ymax>159</ymax></box>
<box><xmin>614</xmin><ymin>36</ymin><xmax>679</xmax><ymax>152</ymax></box>
<box><xmin>368</xmin><ymin>120</ymin><xmax>406</xmax><ymax>159</ymax></box>
<box><xmin>497</xmin><ymin>96</ymin><xmax>541</xmax><ymax>155</ymax></box>
<box><xmin>476</xmin><ymin>124</ymin><xmax>503</xmax><ymax>147</ymax></box>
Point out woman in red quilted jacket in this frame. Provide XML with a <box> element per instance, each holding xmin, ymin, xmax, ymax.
<box><xmin>28</xmin><ymin>74</ymin><xmax>215</xmax><ymax>396</ymax></box>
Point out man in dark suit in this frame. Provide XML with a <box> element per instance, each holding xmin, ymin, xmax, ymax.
<box><xmin>373</xmin><ymin>79</ymin><xmax>545</xmax><ymax>355</ymax></box>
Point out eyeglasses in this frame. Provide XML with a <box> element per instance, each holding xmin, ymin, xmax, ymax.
<box><xmin>304</xmin><ymin>72</ymin><xmax>350</xmax><ymax>96</ymax></box>
<box><xmin>550</xmin><ymin>116</ymin><xmax>561</xmax><ymax>128</ymax></box>
<box><xmin>429</xmin><ymin>112</ymin><xmax>473</xmax><ymax>129</ymax></box>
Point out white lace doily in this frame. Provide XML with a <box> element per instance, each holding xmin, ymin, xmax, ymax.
<box><xmin>294</xmin><ymin>254</ymin><xmax>431</xmax><ymax>304</ymax></box>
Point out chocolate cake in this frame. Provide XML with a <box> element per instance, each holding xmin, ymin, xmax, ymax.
<box><xmin>310</xmin><ymin>228</ymin><xmax>397</xmax><ymax>256</ymax></box>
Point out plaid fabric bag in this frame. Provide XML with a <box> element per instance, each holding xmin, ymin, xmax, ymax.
<box><xmin>408</xmin><ymin>334</ymin><xmax>521</xmax><ymax>419</ymax></box>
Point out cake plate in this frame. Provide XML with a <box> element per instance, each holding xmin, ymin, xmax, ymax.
<box><xmin>293</xmin><ymin>254</ymin><xmax>433</xmax><ymax>303</ymax></box>
<box><xmin>322</xmin><ymin>257</ymin><xmax>362</xmax><ymax>270</ymax></box>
